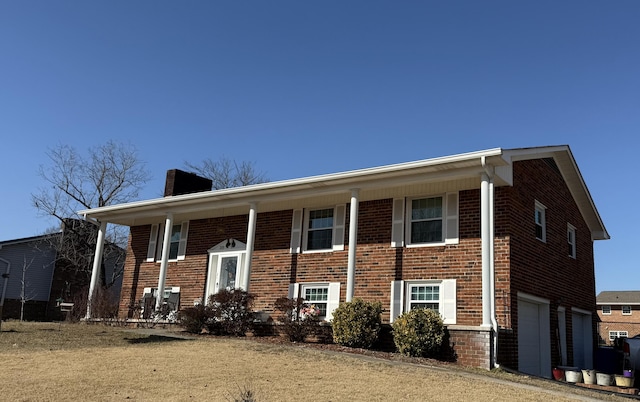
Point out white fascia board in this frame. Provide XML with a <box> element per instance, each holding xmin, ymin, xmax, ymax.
<box><xmin>79</xmin><ymin>148</ymin><xmax>507</xmax><ymax>222</ymax></box>
<box><xmin>502</xmin><ymin>145</ymin><xmax>609</xmax><ymax>241</ymax></box>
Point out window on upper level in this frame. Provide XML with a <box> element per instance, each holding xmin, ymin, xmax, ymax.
<box><xmin>535</xmin><ymin>201</ymin><xmax>546</xmax><ymax>242</ymax></box>
<box><xmin>602</xmin><ymin>305</ymin><xmax>611</xmax><ymax>315</ymax></box>
<box><xmin>567</xmin><ymin>224</ymin><xmax>576</xmax><ymax>259</ymax></box>
<box><xmin>289</xmin><ymin>205</ymin><xmax>346</xmax><ymax>253</ymax></box>
<box><xmin>146</xmin><ymin>221</ymin><xmax>189</xmax><ymax>262</ymax></box>
<box><xmin>622</xmin><ymin>305</ymin><xmax>632</xmax><ymax>315</ymax></box>
<box><xmin>390</xmin><ymin>193</ymin><xmax>459</xmax><ymax>248</ymax></box>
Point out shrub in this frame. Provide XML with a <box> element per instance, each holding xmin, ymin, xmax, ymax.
<box><xmin>177</xmin><ymin>303</ymin><xmax>210</xmax><ymax>334</ymax></box>
<box><xmin>392</xmin><ymin>308</ymin><xmax>445</xmax><ymax>358</ymax></box>
<box><xmin>207</xmin><ymin>289</ymin><xmax>255</xmax><ymax>336</ymax></box>
<box><xmin>273</xmin><ymin>297</ymin><xmax>320</xmax><ymax>342</ymax></box>
<box><xmin>331</xmin><ymin>298</ymin><xmax>382</xmax><ymax>349</ymax></box>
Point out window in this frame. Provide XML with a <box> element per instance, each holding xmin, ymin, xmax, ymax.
<box><xmin>609</xmin><ymin>331</ymin><xmax>628</xmax><ymax>341</ymax></box>
<box><xmin>410</xmin><ymin>197</ymin><xmax>443</xmax><ymax>243</ymax></box>
<box><xmin>393</xmin><ymin>193</ymin><xmax>458</xmax><ymax>247</ymax></box>
<box><xmin>290</xmin><ymin>205</ymin><xmax>346</xmax><ymax>253</ymax></box>
<box><xmin>307</xmin><ymin>208</ymin><xmax>334</xmax><ymax>250</ymax></box>
<box><xmin>146</xmin><ymin>221</ymin><xmax>189</xmax><ymax>262</ymax></box>
<box><xmin>141</xmin><ymin>287</ymin><xmax>180</xmax><ymax>319</ymax></box>
<box><xmin>303</xmin><ymin>285</ymin><xmax>329</xmax><ymax>318</ymax></box>
<box><xmin>602</xmin><ymin>305</ymin><xmax>611</xmax><ymax>315</ymax></box>
<box><xmin>288</xmin><ymin>282</ymin><xmax>340</xmax><ymax>321</ymax></box>
<box><xmin>567</xmin><ymin>224</ymin><xmax>576</xmax><ymax>258</ymax></box>
<box><xmin>623</xmin><ymin>305</ymin><xmax>632</xmax><ymax>315</ymax></box>
<box><xmin>408</xmin><ymin>284</ymin><xmax>440</xmax><ymax>311</ymax></box>
<box><xmin>535</xmin><ymin>201</ymin><xmax>546</xmax><ymax>242</ymax></box>
<box><xmin>390</xmin><ymin>279</ymin><xmax>457</xmax><ymax>324</ymax></box>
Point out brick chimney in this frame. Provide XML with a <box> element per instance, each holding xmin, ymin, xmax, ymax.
<box><xmin>164</xmin><ymin>169</ymin><xmax>213</xmax><ymax>196</ymax></box>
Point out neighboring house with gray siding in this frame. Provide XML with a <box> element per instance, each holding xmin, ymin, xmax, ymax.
<box><xmin>0</xmin><ymin>229</ymin><xmax>125</xmax><ymax>321</ymax></box>
<box><xmin>0</xmin><ymin>235</ymin><xmax>58</xmax><ymax>320</ymax></box>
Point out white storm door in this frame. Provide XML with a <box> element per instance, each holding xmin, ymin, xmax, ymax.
<box><xmin>214</xmin><ymin>253</ymin><xmax>244</xmax><ymax>293</ymax></box>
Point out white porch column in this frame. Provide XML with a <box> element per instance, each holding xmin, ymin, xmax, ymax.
<box><xmin>242</xmin><ymin>203</ymin><xmax>258</xmax><ymax>292</ymax></box>
<box><xmin>86</xmin><ymin>220</ymin><xmax>107</xmax><ymax>319</ymax></box>
<box><xmin>346</xmin><ymin>189</ymin><xmax>359</xmax><ymax>302</ymax></box>
<box><xmin>481</xmin><ymin>173</ymin><xmax>492</xmax><ymax>328</ymax></box>
<box><xmin>155</xmin><ymin>213</ymin><xmax>173</xmax><ymax>310</ymax></box>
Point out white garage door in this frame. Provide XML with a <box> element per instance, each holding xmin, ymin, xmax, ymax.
<box><xmin>572</xmin><ymin>310</ymin><xmax>594</xmax><ymax>369</ymax></box>
<box><xmin>518</xmin><ymin>296</ymin><xmax>551</xmax><ymax>378</ymax></box>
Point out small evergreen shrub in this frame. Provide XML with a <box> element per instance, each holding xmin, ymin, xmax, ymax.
<box><xmin>331</xmin><ymin>298</ymin><xmax>382</xmax><ymax>349</ymax></box>
<box><xmin>392</xmin><ymin>308</ymin><xmax>445</xmax><ymax>357</ymax></box>
<box><xmin>274</xmin><ymin>297</ymin><xmax>320</xmax><ymax>342</ymax></box>
<box><xmin>208</xmin><ymin>289</ymin><xmax>255</xmax><ymax>336</ymax></box>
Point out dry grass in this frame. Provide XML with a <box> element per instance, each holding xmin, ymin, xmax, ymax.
<box><xmin>0</xmin><ymin>321</ymin><xmax>626</xmax><ymax>401</ymax></box>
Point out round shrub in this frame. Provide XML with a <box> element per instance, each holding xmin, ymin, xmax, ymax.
<box><xmin>392</xmin><ymin>308</ymin><xmax>445</xmax><ymax>357</ymax></box>
<box><xmin>331</xmin><ymin>298</ymin><xmax>382</xmax><ymax>349</ymax></box>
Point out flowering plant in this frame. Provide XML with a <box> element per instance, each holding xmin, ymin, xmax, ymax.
<box><xmin>300</xmin><ymin>304</ymin><xmax>321</xmax><ymax>321</ymax></box>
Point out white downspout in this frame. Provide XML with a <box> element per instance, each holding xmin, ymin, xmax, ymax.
<box><xmin>482</xmin><ymin>157</ymin><xmax>500</xmax><ymax>368</ymax></box>
<box><xmin>481</xmin><ymin>171</ymin><xmax>492</xmax><ymax>329</ymax></box>
<box><xmin>346</xmin><ymin>189</ymin><xmax>359</xmax><ymax>302</ymax></box>
<box><xmin>242</xmin><ymin>202</ymin><xmax>258</xmax><ymax>292</ymax></box>
<box><xmin>1</xmin><ymin>255</ymin><xmax>10</xmax><ymax>307</ymax></box>
<box><xmin>86</xmin><ymin>220</ymin><xmax>107</xmax><ymax>319</ymax></box>
<box><xmin>155</xmin><ymin>213</ymin><xmax>173</xmax><ymax>311</ymax></box>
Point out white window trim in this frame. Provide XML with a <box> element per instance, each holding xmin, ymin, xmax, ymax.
<box><xmin>567</xmin><ymin>224</ymin><xmax>576</xmax><ymax>259</ymax></box>
<box><xmin>622</xmin><ymin>305</ymin><xmax>632</xmax><ymax>315</ymax></box>
<box><xmin>390</xmin><ymin>279</ymin><xmax>456</xmax><ymax>325</ymax></box>
<box><xmin>296</xmin><ymin>205</ymin><xmax>346</xmax><ymax>253</ymax></box>
<box><xmin>405</xmin><ymin>282</ymin><xmax>441</xmax><ymax>312</ymax></box>
<box><xmin>288</xmin><ymin>282</ymin><xmax>340</xmax><ymax>321</ymax></box>
<box><xmin>146</xmin><ymin>221</ymin><xmax>189</xmax><ymax>262</ymax></box>
<box><xmin>609</xmin><ymin>330</ymin><xmax>629</xmax><ymax>341</ymax></box>
<box><xmin>535</xmin><ymin>200</ymin><xmax>547</xmax><ymax>242</ymax></box>
<box><xmin>205</xmin><ymin>239</ymin><xmax>247</xmax><ymax>299</ymax></box>
<box><xmin>601</xmin><ymin>305</ymin><xmax>611</xmax><ymax>315</ymax></box>
<box><xmin>401</xmin><ymin>193</ymin><xmax>459</xmax><ymax>248</ymax></box>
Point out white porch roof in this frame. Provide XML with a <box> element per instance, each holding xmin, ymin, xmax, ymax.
<box><xmin>78</xmin><ymin>145</ymin><xmax>608</xmax><ymax>240</ymax></box>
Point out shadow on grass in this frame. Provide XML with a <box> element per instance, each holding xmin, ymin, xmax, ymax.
<box><xmin>125</xmin><ymin>335</ymin><xmax>192</xmax><ymax>344</ymax></box>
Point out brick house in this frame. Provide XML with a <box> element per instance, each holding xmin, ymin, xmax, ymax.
<box><xmin>597</xmin><ymin>291</ymin><xmax>640</xmax><ymax>345</ymax></box>
<box><xmin>80</xmin><ymin>145</ymin><xmax>608</xmax><ymax>376</ymax></box>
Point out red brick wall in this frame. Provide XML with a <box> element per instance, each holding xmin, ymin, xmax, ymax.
<box><xmin>597</xmin><ymin>306</ymin><xmax>640</xmax><ymax>345</ymax></box>
<box><xmin>117</xmin><ymin>157</ymin><xmax>598</xmax><ymax>372</ymax></box>
<box><xmin>497</xmin><ymin>158</ymin><xmax>597</xmax><ymax>370</ymax></box>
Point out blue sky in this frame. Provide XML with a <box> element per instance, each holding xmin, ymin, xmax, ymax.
<box><xmin>1</xmin><ymin>1</ymin><xmax>638</xmax><ymax>293</ymax></box>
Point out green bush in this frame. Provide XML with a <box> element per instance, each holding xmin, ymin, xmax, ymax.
<box><xmin>331</xmin><ymin>298</ymin><xmax>382</xmax><ymax>349</ymax></box>
<box><xmin>392</xmin><ymin>308</ymin><xmax>445</xmax><ymax>357</ymax></box>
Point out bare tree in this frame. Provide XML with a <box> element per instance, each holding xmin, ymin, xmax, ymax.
<box><xmin>31</xmin><ymin>141</ymin><xmax>151</xmax><ymax>291</ymax></box>
<box><xmin>184</xmin><ymin>156</ymin><xmax>268</xmax><ymax>189</ymax></box>
<box><xmin>19</xmin><ymin>255</ymin><xmax>36</xmax><ymax>321</ymax></box>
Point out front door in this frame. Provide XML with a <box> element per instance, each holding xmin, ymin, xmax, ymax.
<box><xmin>205</xmin><ymin>239</ymin><xmax>247</xmax><ymax>301</ymax></box>
<box><xmin>218</xmin><ymin>255</ymin><xmax>239</xmax><ymax>291</ymax></box>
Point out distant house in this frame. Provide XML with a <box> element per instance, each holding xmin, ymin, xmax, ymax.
<box><xmin>80</xmin><ymin>146</ymin><xmax>608</xmax><ymax>376</ymax></box>
<box><xmin>596</xmin><ymin>291</ymin><xmax>640</xmax><ymax>345</ymax></box>
<box><xmin>0</xmin><ymin>235</ymin><xmax>58</xmax><ymax>320</ymax></box>
<box><xmin>0</xmin><ymin>223</ymin><xmax>124</xmax><ymax>321</ymax></box>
